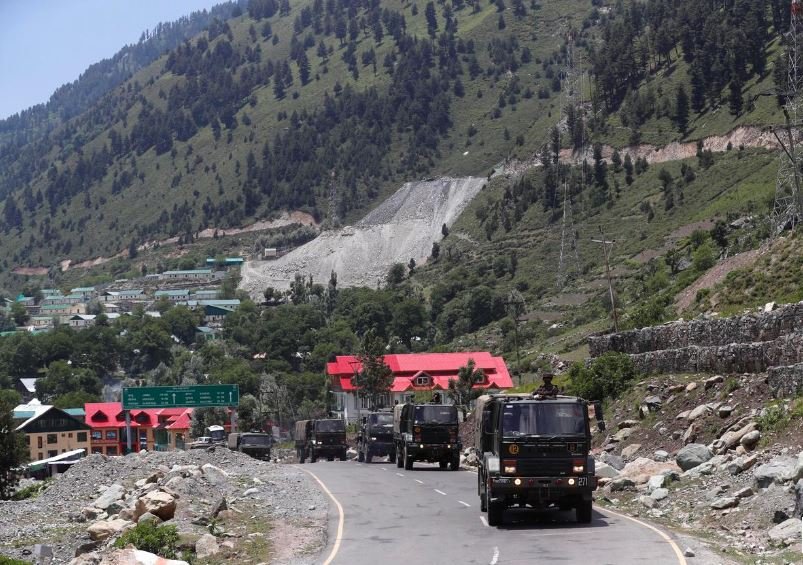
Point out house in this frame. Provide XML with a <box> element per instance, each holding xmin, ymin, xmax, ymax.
<box><xmin>154</xmin><ymin>289</ymin><xmax>191</xmax><ymax>302</ymax></box>
<box><xmin>263</xmin><ymin>248</ymin><xmax>277</xmax><ymax>259</ymax></box>
<box><xmin>68</xmin><ymin>314</ymin><xmax>96</xmax><ymax>329</ymax></box>
<box><xmin>195</xmin><ymin>326</ymin><xmax>219</xmax><ymax>341</ymax></box>
<box><xmin>100</xmin><ymin>289</ymin><xmax>146</xmax><ymax>303</ymax></box>
<box><xmin>178</xmin><ymin>299</ymin><xmax>240</xmax><ymax>309</ymax></box>
<box><xmin>13</xmin><ymin>401</ymin><xmax>92</xmax><ymax>463</ymax></box>
<box><xmin>15</xmin><ymin>378</ymin><xmax>38</xmax><ymax>402</ymax></box>
<box><xmin>84</xmin><ymin>403</ymin><xmax>193</xmax><ymax>454</ymax></box>
<box><xmin>192</xmin><ymin>289</ymin><xmax>220</xmax><ymax>300</ymax></box>
<box><xmin>326</xmin><ymin>352</ymin><xmax>514</xmax><ymax>420</ymax></box>
<box><xmin>202</xmin><ymin>304</ymin><xmax>235</xmax><ymax>324</ymax></box>
<box><xmin>39</xmin><ymin>303</ymin><xmax>86</xmax><ymax>321</ymax></box>
<box><xmin>160</xmin><ymin>269</ymin><xmax>213</xmax><ymax>280</ymax></box>
<box><xmin>28</xmin><ymin>316</ymin><xmax>54</xmax><ymax>329</ymax></box>
<box><xmin>206</xmin><ymin>257</ymin><xmax>244</xmax><ymax>269</ymax></box>
<box><xmin>70</xmin><ymin>287</ymin><xmax>97</xmax><ymax>299</ymax></box>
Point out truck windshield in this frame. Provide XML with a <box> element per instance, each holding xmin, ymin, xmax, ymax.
<box><xmin>369</xmin><ymin>413</ymin><xmax>393</xmax><ymax>427</ymax></box>
<box><xmin>242</xmin><ymin>435</ymin><xmax>272</xmax><ymax>445</ymax></box>
<box><xmin>414</xmin><ymin>405</ymin><xmax>457</xmax><ymax>424</ymax></box>
<box><xmin>502</xmin><ymin>403</ymin><xmax>586</xmax><ymax>436</ymax></box>
<box><xmin>316</xmin><ymin>419</ymin><xmax>345</xmax><ymax>433</ymax></box>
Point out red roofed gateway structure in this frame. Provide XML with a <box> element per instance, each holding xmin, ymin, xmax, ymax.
<box><xmin>326</xmin><ymin>352</ymin><xmax>513</xmax><ymax>420</ymax></box>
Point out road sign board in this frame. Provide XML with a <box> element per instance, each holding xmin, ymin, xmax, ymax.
<box><xmin>122</xmin><ymin>384</ymin><xmax>239</xmax><ymax>409</ymax></box>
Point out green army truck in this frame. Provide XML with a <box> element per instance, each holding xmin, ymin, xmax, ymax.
<box><xmin>357</xmin><ymin>410</ymin><xmax>396</xmax><ymax>463</ymax></box>
<box><xmin>475</xmin><ymin>392</ymin><xmax>605</xmax><ymax>526</ymax></box>
<box><xmin>228</xmin><ymin>432</ymin><xmax>273</xmax><ymax>460</ymax></box>
<box><xmin>295</xmin><ymin>418</ymin><xmax>348</xmax><ymax>463</ymax></box>
<box><xmin>394</xmin><ymin>402</ymin><xmax>461</xmax><ymax>471</ymax></box>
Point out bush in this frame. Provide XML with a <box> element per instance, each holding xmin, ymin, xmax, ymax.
<box><xmin>0</xmin><ymin>557</ymin><xmax>31</xmax><ymax>565</ymax></box>
<box><xmin>114</xmin><ymin>522</ymin><xmax>180</xmax><ymax>558</ymax></box>
<box><xmin>11</xmin><ymin>480</ymin><xmax>50</xmax><ymax>501</ymax></box>
<box><xmin>566</xmin><ymin>352</ymin><xmax>639</xmax><ymax>402</ymax></box>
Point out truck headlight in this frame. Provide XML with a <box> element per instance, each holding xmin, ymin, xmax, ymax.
<box><xmin>573</xmin><ymin>465</ymin><xmax>584</xmax><ymax>473</ymax></box>
<box><xmin>311</xmin><ymin>440</ymin><xmax>317</xmax><ymax>445</ymax></box>
<box><xmin>504</xmin><ymin>464</ymin><xmax>517</xmax><ymax>474</ymax></box>
<box><xmin>371</xmin><ymin>437</ymin><xmax>377</xmax><ymax>441</ymax></box>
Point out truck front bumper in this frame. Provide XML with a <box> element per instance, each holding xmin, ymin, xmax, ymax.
<box><xmin>406</xmin><ymin>443</ymin><xmax>461</xmax><ymax>461</ymax></box>
<box><xmin>367</xmin><ymin>441</ymin><xmax>394</xmax><ymax>456</ymax></box>
<box><xmin>490</xmin><ymin>475</ymin><xmax>597</xmax><ymax>503</ymax></box>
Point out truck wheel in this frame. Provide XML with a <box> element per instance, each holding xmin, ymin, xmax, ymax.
<box><xmin>340</xmin><ymin>450</ymin><xmax>347</xmax><ymax>461</ymax></box>
<box><xmin>576</xmin><ymin>500</ymin><xmax>593</xmax><ymax>524</ymax></box>
<box><xmin>389</xmin><ymin>450</ymin><xmax>397</xmax><ymax>464</ymax></box>
<box><xmin>450</xmin><ymin>455</ymin><xmax>460</xmax><ymax>471</ymax></box>
<box><xmin>366</xmin><ymin>452</ymin><xmax>373</xmax><ymax>463</ymax></box>
<box><xmin>358</xmin><ymin>449</ymin><xmax>365</xmax><ymax>462</ymax></box>
<box><xmin>299</xmin><ymin>450</ymin><xmax>305</xmax><ymax>464</ymax></box>
<box><xmin>404</xmin><ymin>446</ymin><xmax>413</xmax><ymax>470</ymax></box>
<box><xmin>487</xmin><ymin>500</ymin><xmax>504</xmax><ymax>527</ymax></box>
<box><xmin>311</xmin><ymin>451</ymin><xmax>317</xmax><ymax>463</ymax></box>
<box><xmin>439</xmin><ymin>460</ymin><xmax>448</xmax><ymax>470</ymax></box>
<box><xmin>327</xmin><ymin>456</ymin><xmax>334</xmax><ymax>462</ymax></box>
<box><xmin>396</xmin><ymin>448</ymin><xmax>403</xmax><ymax>468</ymax></box>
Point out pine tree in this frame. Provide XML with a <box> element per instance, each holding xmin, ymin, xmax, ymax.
<box><xmin>0</xmin><ymin>390</ymin><xmax>27</xmax><ymax>499</ymax></box>
<box><xmin>354</xmin><ymin>331</ymin><xmax>393</xmax><ymax>411</ymax></box>
<box><xmin>298</xmin><ymin>51</ymin><xmax>311</xmax><ymax>85</ymax></box>
<box><xmin>728</xmin><ymin>77</ymin><xmax>744</xmax><ymax>116</ymax></box>
<box><xmin>690</xmin><ymin>60</ymin><xmax>706</xmax><ymax>113</ymax></box>
<box><xmin>425</xmin><ymin>2</ymin><xmax>438</xmax><ymax>37</ymax></box>
<box><xmin>675</xmin><ymin>84</ymin><xmax>689</xmax><ymax>134</ymax></box>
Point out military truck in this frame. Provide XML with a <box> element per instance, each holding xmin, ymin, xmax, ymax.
<box><xmin>228</xmin><ymin>432</ymin><xmax>273</xmax><ymax>460</ymax></box>
<box><xmin>294</xmin><ymin>418</ymin><xmax>348</xmax><ymax>463</ymax></box>
<box><xmin>357</xmin><ymin>410</ymin><xmax>396</xmax><ymax>463</ymax></box>
<box><xmin>475</xmin><ymin>392</ymin><xmax>605</xmax><ymax>526</ymax></box>
<box><xmin>394</xmin><ymin>402</ymin><xmax>461</xmax><ymax>471</ymax></box>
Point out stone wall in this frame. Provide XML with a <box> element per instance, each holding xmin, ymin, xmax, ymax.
<box><xmin>588</xmin><ymin>302</ymin><xmax>803</xmax><ymax>357</ymax></box>
<box><xmin>768</xmin><ymin>363</ymin><xmax>803</xmax><ymax>398</ymax></box>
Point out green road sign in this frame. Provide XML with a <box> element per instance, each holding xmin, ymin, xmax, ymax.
<box><xmin>122</xmin><ymin>384</ymin><xmax>239</xmax><ymax>409</ymax></box>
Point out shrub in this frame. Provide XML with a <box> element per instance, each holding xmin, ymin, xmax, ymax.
<box><xmin>566</xmin><ymin>352</ymin><xmax>639</xmax><ymax>402</ymax></box>
<box><xmin>11</xmin><ymin>480</ymin><xmax>50</xmax><ymax>501</ymax></box>
<box><xmin>756</xmin><ymin>403</ymin><xmax>787</xmax><ymax>433</ymax></box>
<box><xmin>114</xmin><ymin>522</ymin><xmax>180</xmax><ymax>558</ymax></box>
<box><xmin>0</xmin><ymin>557</ymin><xmax>31</xmax><ymax>565</ymax></box>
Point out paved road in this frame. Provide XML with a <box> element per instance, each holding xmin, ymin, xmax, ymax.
<box><xmin>300</xmin><ymin>459</ymin><xmax>688</xmax><ymax>565</ymax></box>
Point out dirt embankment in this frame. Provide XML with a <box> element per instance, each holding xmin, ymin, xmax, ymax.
<box><xmin>499</xmin><ymin>126</ymin><xmax>782</xmax><ymax>176</ymax></box>
<box><xmin>240</xmin><ymin>177</ymin><xmax>487</xmax><ymax>294</ymax></box>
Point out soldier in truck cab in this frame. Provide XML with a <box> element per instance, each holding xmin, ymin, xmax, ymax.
<box><xmin>535</xmin><ymin>373</ymin><xmax>560</xmax><ymax>396</ymax></box>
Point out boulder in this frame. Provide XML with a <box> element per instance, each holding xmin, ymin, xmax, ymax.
<box><xmin>710</xmin><ymin>497</ymin><xmax>739</xmax><ymax>510</ymax></box>
<box><xmin>647</xmin><ymin>474</ymin><xmax>667</xmax><ymax>493</ymax></box>
<box><xmin>94</xmin><ymin>484</ymin><xmax>126</xmax><ymax>511</ymax></box>
<box><xmin>685</xmin><ymin>382</ymin><xmax>698</xmax><ymax>393</ymax></box>
<box><xmin>740</xmin><ymin>430</ymin><xmax>761</xmax><ymax>449</ymax></box>
<box><xmin>621</xmin><ymin>444</ymin><xmax>641</xmax><ymax>460</ymax></box>
<box><xmin>209</xmin><ymin>496</ymin><xmax>227</xmax><ymax>519</ymax></box>
<box><xmin>718</xmin><ymin>405</ymin><xmax>733</xmax><ymax>418</ymax></box>
<box><xmin>675</xmin><ymin>410</ymin><xmax>691</xmax><ymax>420</ymax></box>
<box><xmin>676</xmin><ymin>444</ymin><xmax>713</xmax><ymax>471</ymax></box>
<box><xmin>713</xmin><ymin>422</ymin><xmax>757</xmax><ymax>454</ymax></box>
<box><xmin>687</xmin><ymin>404</ymin><xmax>711</xmax><ymax>422</ymax></box>
<box><xmin>98</xmin><ymin>548</ymin><xmax>189</xmax><ymax>565</ymax></box>
<box><xmin>201</xmin><ymin>464</ymin><xmax>228</xmax><ymax>486</ymax></box>
<box><xmin>643</xmin><ymin>396</ymin><xmax>662</xmax><ymax>411</ymax></box>
<box><xmin>754</xmin><ymin>456</ymin><xmax>798</xmax><ymax>488</ymax></box>
<box><xmin>618</xmin><ymin>420</ymin><xmax>639</xmax><ymax>430</ymax></box>
<box><xmin>609</xmin><ymin>477</ymin><xmax>636</xmax><ymax>492</ymax></box>
<box><xmin>135</xmin><ymin>491</ymin><xmax>177</xmax><ymax>521</ymax></box>
<box><xmin>612</xmin><ymin>428</ymin><xmax>633</xmax><ymax>442</ymax></box>
<box><xmin>650</xmin><ymin>488</ymin><xmax>669</xmax><ymax>501</ymax></box>
<box><xmin>195</xmin><ymin>534</ymin><xmax>220</xmax><ymax>559</ymax></box>
<box><xmin>726</xmin><ymin>454</ymin><xmax>758</xmax><ymax>476</ymax></box>
<box><xmin>136</xmin><ymin>512</ymin><xmax>162</xmax><ymax>526</ymax></box>
<box><xmin>87</xmin><ymin>518</ymin><xmax>134</xmax><ymax>541</ymax></box>
<box><xmin>681</xmin><ymin>423</ymin><xmax>699</xmax><ymax>445</ymax></box>
<box><xmin>795</xmin><ymin>479</ymin><xmax>803</xmax><ymax>519</ymax></box>
<box><xmin>595</xmin><ymin>462</ymin><xmax>620</xmax><ymax>479</ymax></box>
<box><xmin>599</xmin><ymin>453</ymin><xmax>625</xmax><ymax>470</ymax></box>
<box><xmin>638</xmin><ymin>495</ymin><xmax>657</xmax><ymax>509</ymax></box>
<box><xmin>654</xmin><ymin>450</ymin><xmax>669</xmax><ymax>462</ymax></box>
<box><xmin>734</xmin><ymin>487</ymin><xmax>754</xmax><ymax>499</ymax></box>
<box><xmin>768</xmin><ymin>519</ymin><xmax>801</xmax><ymax>546</ymax></box>
<box><xmin>704</xmin><ymin>375</ymin><xmax>724</xmax><ymax>390</ymax></box>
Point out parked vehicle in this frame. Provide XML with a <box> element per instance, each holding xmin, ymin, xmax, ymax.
<box><xmin>475</xmin><ymin>392</ymin><xmax>605</xmax><ymax>526</ymax></box>
<box><xmin>295</xmin><ymin>419</ymin><xmax>347</xmax><ymax>463</ymax></box>
<box><xmin>394</xmin><ymin>402</ymin><xmax>461</xmax><ymax>471</ymax></box>
<box><xmin>188</xmin><ymin>436</ymin><xmax>213</xmax><ymax>449</ymax></box>
<box><xmin>357</xmin><ymin>410</ymin><xmax>395</xmax><ymax>463</ymax></box>
<box><xmin>228</xmin><ymin>432</ymin><xmax>273</xmax><ymax>460</ymax></box>
<box><xmin>206</xmin><ymin>425</ymin><xmax>227</xmax><ymax>445</ymax></box>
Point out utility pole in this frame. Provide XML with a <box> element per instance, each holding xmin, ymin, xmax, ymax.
<box><xmin>505</xmin><ymin>290</ymin><xmax>526</xmax><ymax>385</ymax></box>
<box><xmin>592</xmin><ymin>227</ymin><xmax>619</xmax><ymax>333</ymax></box>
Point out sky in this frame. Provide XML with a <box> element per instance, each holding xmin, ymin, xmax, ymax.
<box><xmin>0</xmin><ymin>0</ymin><xmax>224</xmax><ymax>119</ymax></box>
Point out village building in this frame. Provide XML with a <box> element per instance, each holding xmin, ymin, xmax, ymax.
<box><xmin>99</xmin><ymin>289</ymin><xmax>146</xmax><ymax>303</ymax></box>
<box><xmin>160</xmin><ymin>269</ymin><xmax>214</xmax><ymax>280</ymax></box>
<box><xmin>84</xmin><ymin>403</ymin><xmax>192</xmax><ymax>454</ymax></box>
<box><xmin>154</xmin><ymin>289</ymin><xmax>191</xmax><ymax>302</ymax></box>
<box><xmin>326</xmin><ymin>352</ymin><xmax>514</xmax><ymax>421</ymax></box>
<box><xmin>13</xmin><ymin>401</ymin><xmax>91</xmax><ymax>462</ymax></box>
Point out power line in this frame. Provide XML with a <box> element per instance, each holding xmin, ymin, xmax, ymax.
<box><xmin>591</xmin><ymin>226</ymin><xmax>619</xmax><ymax>333</ymax></box>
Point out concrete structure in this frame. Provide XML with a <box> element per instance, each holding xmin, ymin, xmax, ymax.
<box><xmin>326</xmin><ymin>352</ymin><xmax>514</xmax><ymax>420</ymax></box>
<box><xmin>13</xmin><ymin>401</ymin><xmax>91</xmax><ymax>462</ymax></box>
<box><xmin>100</xmin><ymin>289</ymin><xmax>146</xmax><ymax>303</ymax></box>
<box><xmin>154</xmin><ymin>289</ymin><xmax>191</xmax><ymax>302</ymax></box>
<box><xmin>70</xmin><ymin>287</ymin><xmax>97</xmax><ymax>299</ymax></box>
<box><xmin>160</xmin><ymin>269</ymin><xmax>213</xmax><ymax>280</ymax></box>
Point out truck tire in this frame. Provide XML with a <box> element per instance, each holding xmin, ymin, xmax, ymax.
<box><xmin>439</xmin><ymin>460</ymin><xmax>448</xmax><ymax>470</ymax></box>
<box><xmin>366</xmin><ymin>452</ymin><xmax>373</xmax><ymax>463</ymax></box>
<box><xmin>450</xmin><ymin>454</ymin><xmax>460</xmax><ymax>471</ymax></box>
<box><xmin>396</xmin><ymin>448</ymin><xmax>403</xmax><ymax>468</ymax></box>
<box><xmin>389</xmin><ymin>450</ymin><xmax>397</xmax><ymax>464</ymax></box>
<box><xmin>488</xmin><ymin>500</ymin><xmax>504</xmax><ymax>526</ymax></box>
<box><xmin>576</xmin><ymin>500</ymin><xmax>592</xmax><ymax>524</ymax></box>
<box><xmin>358</xmin><ymin>449</ymin><xmax>365</xmax><ymax>462</ymax></box>
<box><xmin>299</xmin><ymin>450</ymin><xmax>306</xmax><ymax>464</ymax></box>
<box><xmin>404</xmin><ymin>446</ymin><xmax>413</xmax><ymax>470</ymax></box>
<box><xmin>340</xmin><ymin>450</ymin><xmax>347</xmax><ymax>461</ymax></box>
<box><xmin>327</xmin><ymin>456</ymin><xmax>334</xmax><ymax>462</ymax></box>
<box><xmin>311</xmin><ymin>450</ymin><xmax>318</xmax><ymax>463</ymax></box>
<box><xmin>479</xmin><ymin>473</ymin><xmax>488</xmax><ymax>512</ymax></box>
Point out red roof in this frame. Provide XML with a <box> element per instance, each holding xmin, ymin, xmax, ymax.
<box><xmin>84</xmin><ymin>403</ymin><xmax>193</xmax><ymax>430</ymax></box>
<box><xmin>327</xmin><ymin>352</ymin><xmax>513</xmax><ymax>392</ymax></box>
<box><xmin>166</xmin><ymin>411</ymin><xmax>192</xmax><ymax>430</ymax></box>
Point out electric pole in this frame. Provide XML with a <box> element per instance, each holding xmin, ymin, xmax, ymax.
<box><xmin>592</xmin><ymin>227</ymin><xmax>619</xmax><ymax>333</ymax></box>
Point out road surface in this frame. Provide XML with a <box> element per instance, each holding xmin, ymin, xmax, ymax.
<box><xmin>300</xmin><ymin>459</ymin><xmax>690</xmax><ymax>565</ymax></box>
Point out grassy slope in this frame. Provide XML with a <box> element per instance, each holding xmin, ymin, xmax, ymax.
<box><xmin>2</xmin><ymin>0</ymin><xmax>598</xmax><ymax>278</ymax></box>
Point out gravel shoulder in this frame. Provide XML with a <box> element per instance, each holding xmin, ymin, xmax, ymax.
<box><xmin>0</xmin><ymin>449</ymin><xmax>326</xmax><ymax>564</ymax></box>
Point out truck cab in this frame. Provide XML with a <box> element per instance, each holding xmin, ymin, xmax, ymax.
<box><xmin>357</xmin><ymin>410</ymin><xmax>396</xmax><ymax>463</ymax></box>
<box><xmin>229</xmin><ymin>432</ymin><xmax>273</xmax><ymax>460</ymax></box>
<box><xmin>475</xmin><ymin>393</ymin><xmax>605</xmax><ymax>526</ymax></box>
<box><xmin>394</xmin><ymin>403</ymin><xmax>461</xmax><ymax>471</ymax></box>
<box><xmin>295</xmin><ymin>418</ymin><xmax>347</xmax><ymax>463</ymax></box>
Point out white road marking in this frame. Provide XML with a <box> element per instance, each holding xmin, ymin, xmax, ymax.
<box><xmin>599</xmin><ymin>507</ymin><xmax>687</xmax><ymax>565</ymax></box>
<box><xmin>396</xmin><ymin>473</ymin><xmax>405</xmax><ymax>477</ymax></box>
<box><xmin>458</xmin><ymin>500</ymin><xmax>471</xmax><ymax>507</ymax></box>
<box><xmin>480</xmin><ymin>516</ymin><xmax>489</xmax><ymax>527</ymax></box>
<box><xmin>380</xmin><ymin>467</ymin><xmax>387</xmax><ymax>471</ymax></box>
<box><xmin>298</xmin><ymin>467</ymin><xmax>344</xmax><ymax>565</ymax></box>
<box><xmin>490</xmin><ymin>546</ymin><xmax>500</xmax><ymax>565</ymax></box>
<box><xmin>434</xmin><ymin>489</ymin><xmax>447</xmax><ymax>496</ymax></box>
<box><xmin>414</xmin><ymin>479</ymin><xmax>424</xmax><ymax>484</ymax></box>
